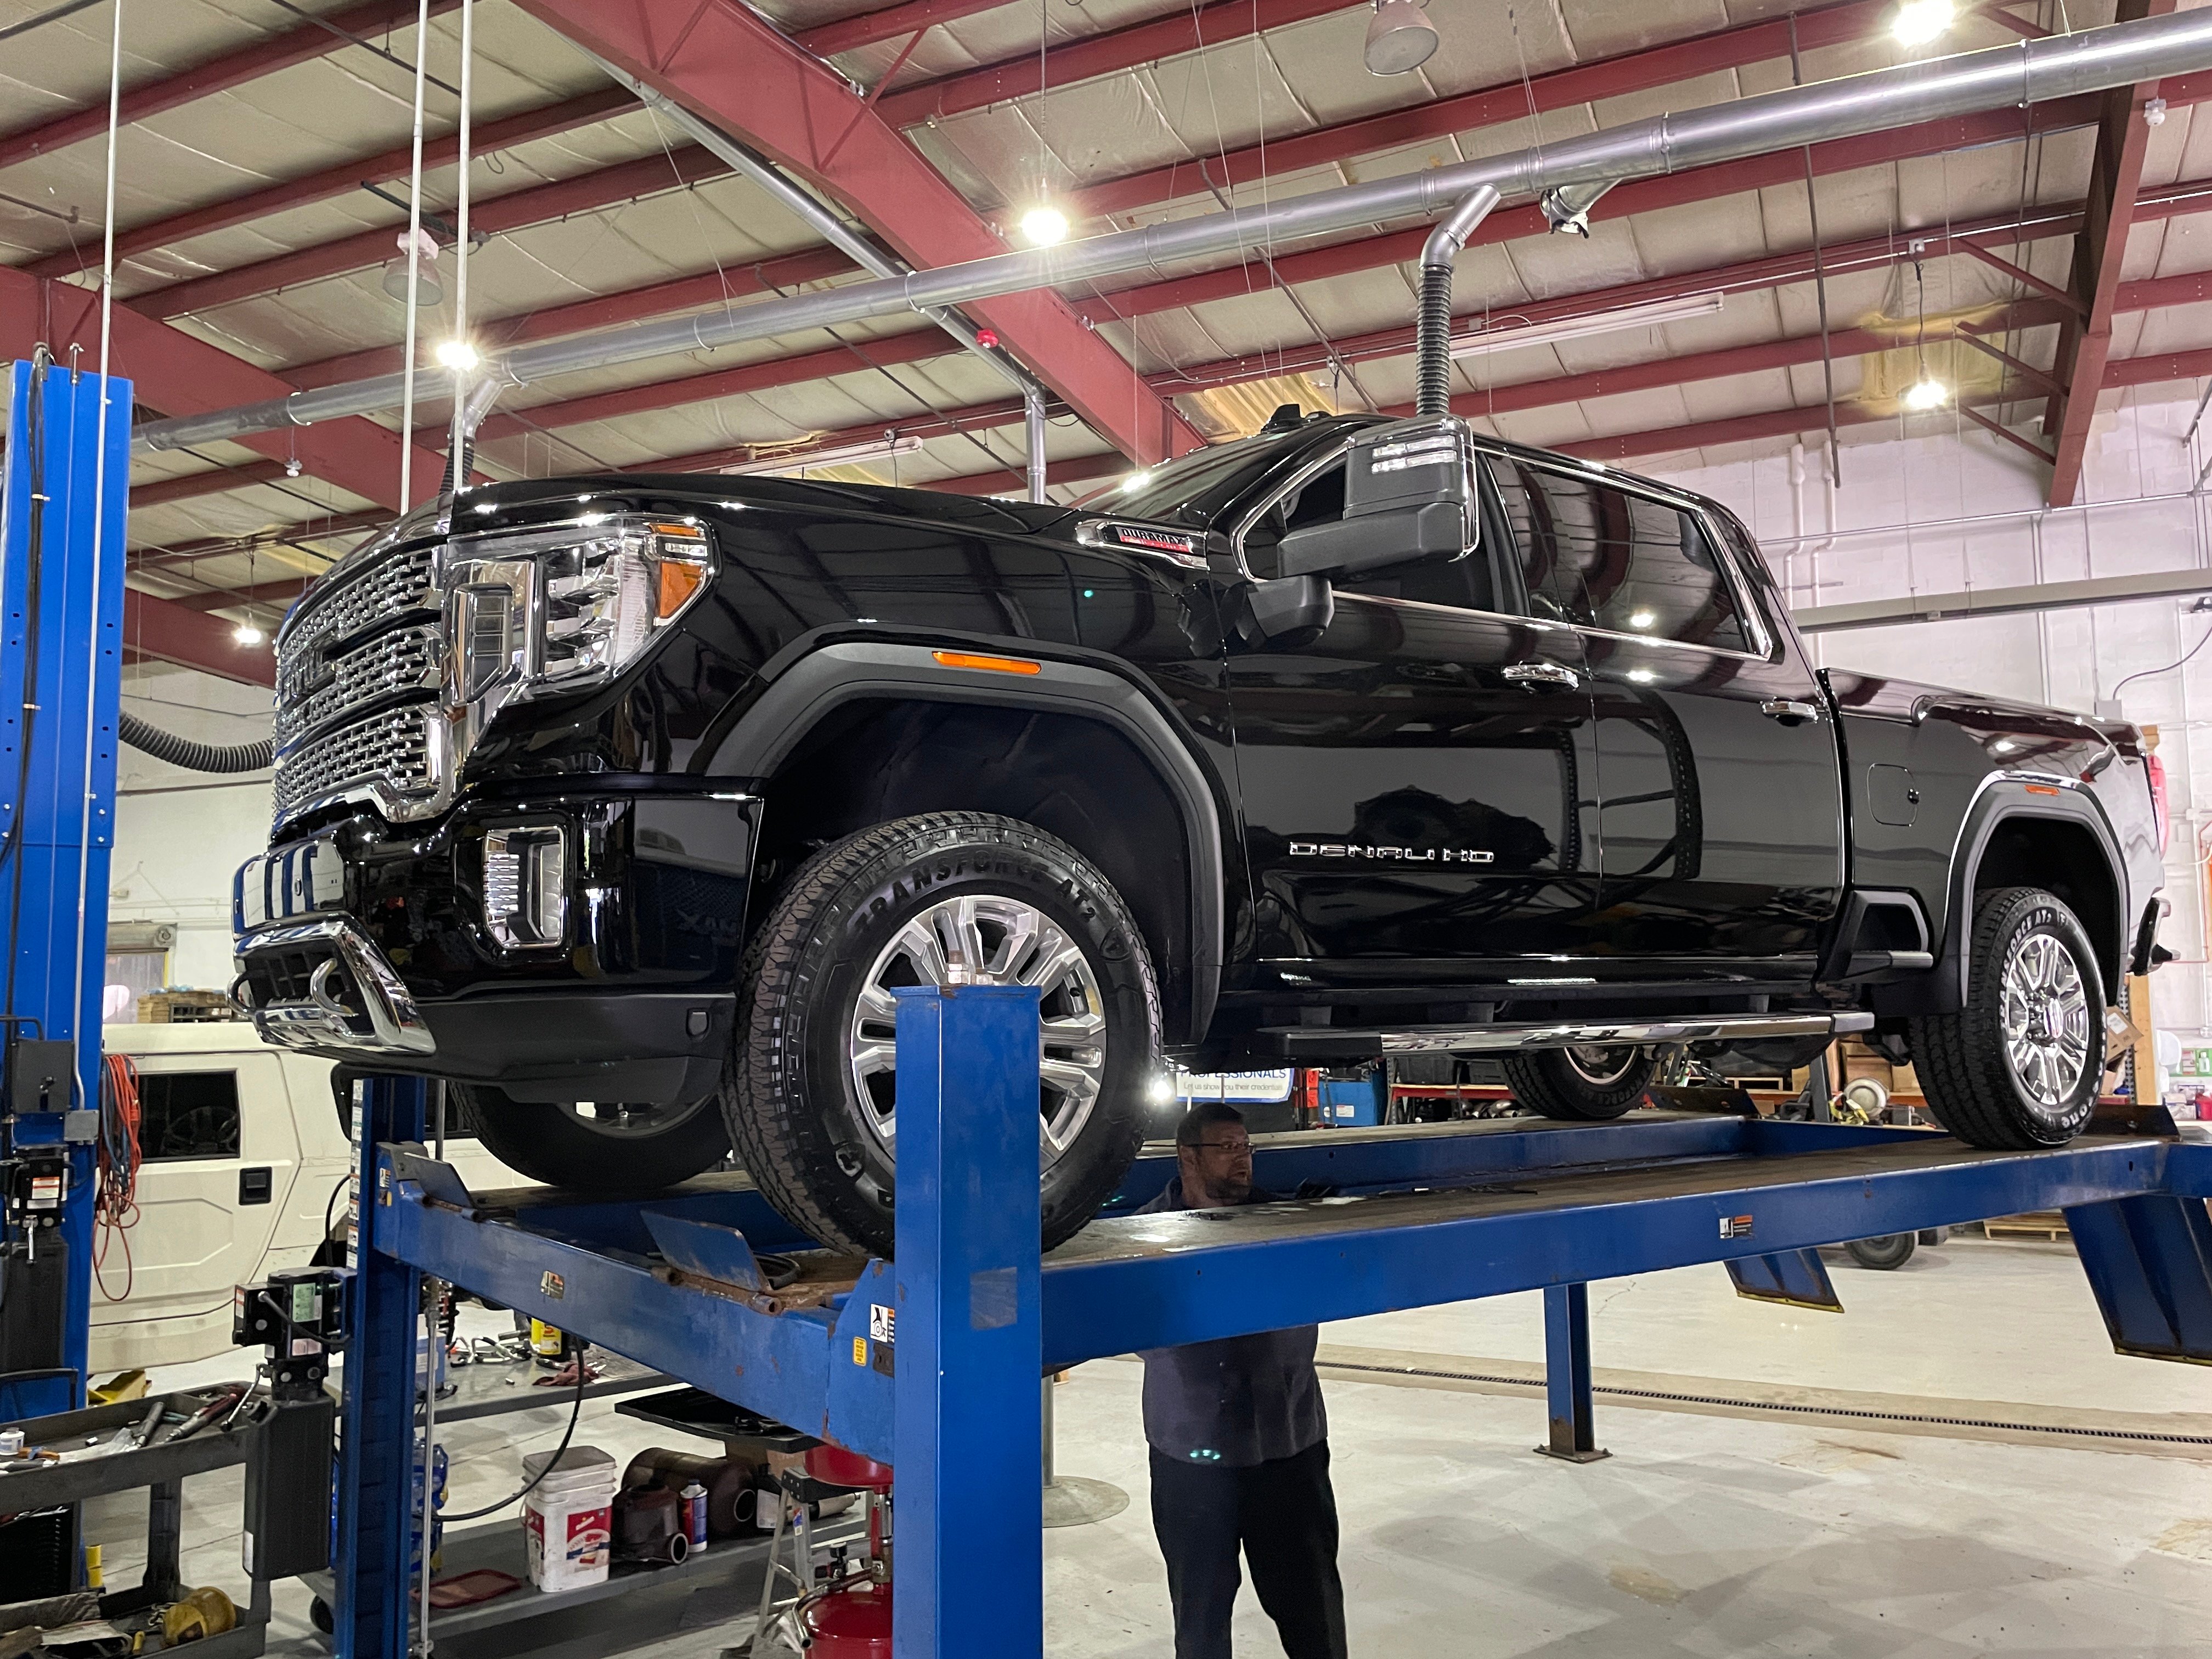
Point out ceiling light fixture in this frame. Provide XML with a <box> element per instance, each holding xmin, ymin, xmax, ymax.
<box><xmin>1892</xmin><ymin>0</ymin><xmax>1955</xmax><ymax>49</ymax></box>
<box><xmin>1364</xmin><ymin>0</ymin><xmax>1439</xmax><ymax>75</ymax></box>
<box><xmin>1019</xmin><ymin>205</ymin><xmax>1070</xmax><ymax>247</ymax></box>
<box><xmin>435</xmin><ymin>339</ymin><xmax>479</xmax><ymax>371</ymax></box>
<box><xmin>1901</xmin><ymin>376</ymin><xmax>1950</xmax><ymax>411</ymax></box>
<box><xmin>233</xmin><ymin>622</ymin><xmax>267</xmax><ymax>647</ymax></box>
<box><xmin>378</xmin><ymin>226</ymin><xmax>443</xmax><ymax>305</ymax></box>
<box><xmin>721</xmin><ymin>435</ymin><xmax>926</xmax><ymax>476</ymax></box>
<box><xmin>1449</xmin><ymin>292</ymin><xmax>1726</xmax><ymax>359</ymax></box>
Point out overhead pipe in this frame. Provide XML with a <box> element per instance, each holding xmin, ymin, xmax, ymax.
<box><xmin>1414</xmin><ymin>185</ymin><xmax>1499</xmax><ymax>417</ymax></box>
<box><xmin>1538</xmin><ymin>179</ymin><xmax>1616</xmax><ymax>237</ymax></box>
<box><xmin>133</xmin><ymin>8</ymin><xmax>2212</xmax><ymax>456</ymax></box>
<box><xmin>1025</xmin><ymin>388</ymin><xmax>1048</xmax><ymax>503</ymax></box>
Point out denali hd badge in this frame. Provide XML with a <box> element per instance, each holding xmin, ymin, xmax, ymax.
<box><xmin>1289</xmin><ymin>842</ymin><xmax>1494</xmax><ymax>864</ymax></box>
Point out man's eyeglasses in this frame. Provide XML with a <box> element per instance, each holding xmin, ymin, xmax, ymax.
<box><xmin>1192</xmin><ymin>1138</ymin><xmax>1251</xmax><ymax>1157</ymax></box>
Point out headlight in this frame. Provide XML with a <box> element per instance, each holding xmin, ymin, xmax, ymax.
<box><xmin>439</xmin><ymin>516</ymin><xmax>714</xmax><ymax>716</ymax></box>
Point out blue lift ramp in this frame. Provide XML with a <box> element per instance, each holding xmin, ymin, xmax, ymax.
<box><xmin>341</xmin><ymin>990</ymin><xmax>2212</xmax><ymax>1659</ymax></box>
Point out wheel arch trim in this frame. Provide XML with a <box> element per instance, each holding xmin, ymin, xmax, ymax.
<box><xmin>1937</xmin><ymin>773</ymin><xmax>2129</xmax><ymax>1006</ymax></box>
<box><xmin>706</xmin><ymin>639</ymin><xmax>1227</xmax><ymax>1042</ymax></box>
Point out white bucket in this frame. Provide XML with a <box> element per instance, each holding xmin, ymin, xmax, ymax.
<box><xmin>521</xmin><ymin>1446</ymin><xmax>617</xmax><ymax>1593</ymax></box>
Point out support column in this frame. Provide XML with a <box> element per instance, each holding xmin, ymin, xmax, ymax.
<box><xmin>892</xmin><ymin>985</ymin><xmax>1042</xmax><ymax>1659</ymax></box>
<box><xmin>335</xmin><ymin>1074</ymin><xmax>427</xmax><ymax>1659</ymax></box>
<box><xmin>1536</xmin><ymin>1283</ymin><xmax>1609</xmax><ymax>1463</ymax></box>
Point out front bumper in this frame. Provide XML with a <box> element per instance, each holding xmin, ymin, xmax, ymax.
<box><xmin>233</xmin><ymin>787</ymin><xmax>758</xmax><ymax>1103</ymax></box>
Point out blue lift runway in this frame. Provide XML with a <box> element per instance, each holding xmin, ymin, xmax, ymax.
<box><xmin>338</xmin><ymin>987</ymin><xmax>2212</xmax><ymax>1659</ymax></box>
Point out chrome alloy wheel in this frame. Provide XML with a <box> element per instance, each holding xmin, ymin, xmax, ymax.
<box><xmin>2000</xmin><ymin>929</ymin><xmax>2092</xmax><ymax>1108</ymax></box>
<box><xmin>847</xmin><ymin>894</ymin><xmax>1107</xmax><ymax>1167</ymax></box>
<box><xmin>1565</xmin><ymin>1045</ymin><xmax>1640</xmax><ymax>1088</ymax></box>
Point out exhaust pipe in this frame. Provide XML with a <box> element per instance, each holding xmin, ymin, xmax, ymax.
<box><xmin>1414</xmin><ymin>185</ymin><xmax>1500</xmax><ymax>417</ymax></box>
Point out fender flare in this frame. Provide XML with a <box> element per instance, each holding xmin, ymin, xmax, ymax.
<box><xmin>1934</xmin><ymin>776</ymin><xmax>2128</xmax><ymax>1007</ymax></box>
<box><xmin>706</xmin><ymin>638</ymin><xmax>1227</xmax><ymax>1042</ymax></box>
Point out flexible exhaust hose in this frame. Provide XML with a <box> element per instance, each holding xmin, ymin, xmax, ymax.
<box><xmin>1413</xmin><ymin>184</ymin><xmax>1502</xmax><ymax>420</ymax></box>
<box><xmin>1414</xmin><ymin>262</ymin><xmax>1456</xmax><ymax>417</ymax></box>
<box><xmin>118</xmin><ymin>711</ymin><xmax>273</xmax><ymax>774</ymax></box>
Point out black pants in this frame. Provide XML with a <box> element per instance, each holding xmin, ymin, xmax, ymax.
<box><xmin>1149</xmin><ymin>1440</ymin><xmax>1347</xmax><ymax>1659</ymax></box>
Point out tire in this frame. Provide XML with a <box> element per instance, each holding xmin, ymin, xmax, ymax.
<box><xmin>1500</xmin><ymin>1046</ymin><xmax>1655</xmax><ymax>1120</ymax></box>
<box><xmin>451</xmin><ymin>1084</ymin><xmax>730</xmax><ymax>1193</ymax></box>
<box><xmin>727</xmin><ymin>812</ymin><xmax>1160</xmax><ymax>1257</ymax></box>
<box><xmin>1908</xmin><ymin>885</ymin><xmax>2104</xmax><ymax>1149</ymax></box>
<box><xmin>1844</xmin><ymin>1233</ymin><xmax>1916</xmax><ymax>1270</ymax></box>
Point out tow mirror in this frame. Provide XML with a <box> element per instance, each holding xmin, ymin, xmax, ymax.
<box><xmin>1277</xmin><ymin>416</ymin><xmax>1475</xmax><ymax>580</ymax></box>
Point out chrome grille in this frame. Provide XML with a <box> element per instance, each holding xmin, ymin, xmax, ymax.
<box><xmin>274</xmin><ymin>625</ymin><xmax>439</xmax><ymax>751</ymax></box>
<box><xmin>272</xmin><ymin>706</ymin><xmax>438</xmax><ymax>826</ymax></box>
<box><xmin>272</xmin><ymin>542</ymin><xmax>445</xmax><ymax>830</ymax></box>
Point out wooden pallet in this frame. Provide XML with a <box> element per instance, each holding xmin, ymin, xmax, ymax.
<box><xmin>1983</xmin><ymin>1210</ymin><xmax>2071</xmax><ymax>1240</ymax></box>
<box><xmin>137</xmin><ymin>989</ymin><xmax>244</xmax><ymax>1023</ymax></box>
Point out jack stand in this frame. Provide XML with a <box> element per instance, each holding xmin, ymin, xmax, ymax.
<box><xmin>1536</xmin><ymin>1283</ymin><xmax>1609</xmax><ymax>1464</ymax></box>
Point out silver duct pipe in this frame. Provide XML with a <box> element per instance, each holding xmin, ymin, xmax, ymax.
<box><xmin>133</xmin><ymin>7</ymin><xmax>2212</xmax><ymax>456</ymax></box>
<box><xmin>1539</xmin><ymin>179</ymin><xmax>1616</xmax><ymax>237</ymax></box>
<box><xmin>584</xmin><ymin>52</ymin><xmax>1043</xmax><ymax>404</ymax></box>
<box><xmin>1025</xmin><ymin>388</ymin><xmax>1048</xmax><ymax>503</ymax></box>
<box><xmin>1414</xmin><ymin>185</ymin><xmax>1499</xmax><ymax>417</ymax></box>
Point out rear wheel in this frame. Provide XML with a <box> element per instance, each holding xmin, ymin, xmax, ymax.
<box><xmin>450</xmin><ymin>1085</ymin><xmax>729</xmax><ymax>1192</ymax></box>
<box><xmin>727</xmin><ymin>812</ymin><xmax>1159</xmax><ymax>1257</ymax></box>
<box><xmin>1500</xmin><ymin>1045</ymin><xmax>1654</xmax><ymax>1120</ymax></box>
<box><xmin>1908</xmin><ymin>885</ymin><xmax>2104</xmax><ymax>1149</ymax></box>
<box><xmin>1844</xmin><ymin>1233</ymin><xmax>1917</xmax><ymax>1270</ymax></box>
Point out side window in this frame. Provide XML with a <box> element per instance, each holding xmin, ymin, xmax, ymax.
<box><xmin>137</xmin><ymin>1070</ymin><xmax>242</xmax><ymax>1161</ymax></box>
<box><xmin>1491</xmin><ymin>461</ymin><xmax>1753</xmax><ymax>652</ymax></box>
<box><xmin>1245</xmin><ymin>456</ymin><xmax>1491</xmax><ymax>611</ymax></box>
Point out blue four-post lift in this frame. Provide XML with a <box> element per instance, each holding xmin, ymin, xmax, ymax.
<box><xmin>343</xmin><ymin>983</ymin><xmax>2212</xmax><ymax>1659</ymax></box>
<box><xmin>0</xmin><ymin>357</ymin><xmax>130</xmax><ymax>1422</ymax></box>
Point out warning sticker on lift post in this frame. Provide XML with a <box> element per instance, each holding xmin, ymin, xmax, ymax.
<box><xmin>870</xmin><ymin>1304</ymin><xmax>895</xmax><ymax>1345</ymax></box>
<box><xmin>1720</xmin><ymin>1214</ymin><xmax>1754</xmax><ymax>1240</ymax></box>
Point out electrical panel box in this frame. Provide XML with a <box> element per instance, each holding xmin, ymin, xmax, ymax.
<box><xmin>4</xmin><ymin>1039</ymin><xmax>75</xmax><ymax>1116</ymax></box>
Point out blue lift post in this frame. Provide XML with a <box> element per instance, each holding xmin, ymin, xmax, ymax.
<box><xmin>347</xmin><ymin>1003</ymin><xmax>2212</xmax><ymax>1659</ymax></box>
<box><xmin>0</xmin><ymin>357</ymin><xmax>131</xmax><ymax>1419</ymax></box>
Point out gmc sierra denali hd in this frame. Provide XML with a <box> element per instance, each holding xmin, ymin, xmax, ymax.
<box><xmin>232</xmin><ymin>410</ymin><xmax>2168</xmax><ymax>1256</ymax></box>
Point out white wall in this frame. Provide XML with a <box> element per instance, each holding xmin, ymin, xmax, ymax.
<box><xmin>111</xmin><ymin>662</ymin><xmax>274</xmax><ymax>994</ymax></box>
<box><xmin>1644</xmin><ymin>387</ymin><xmax>2212</xmax><ymax>1041</ymax></box>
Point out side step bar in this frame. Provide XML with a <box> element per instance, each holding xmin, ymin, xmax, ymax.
<box><xmin>1255</xmin><ymin>1010</ymin><xmax>1874</xmax><ymax>1063</ymax></box>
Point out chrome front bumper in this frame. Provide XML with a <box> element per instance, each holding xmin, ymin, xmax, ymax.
<box><xmin>234</xmin><ymin>916</ymin><xmax>437</xmax><ymax>1057</ymax></box>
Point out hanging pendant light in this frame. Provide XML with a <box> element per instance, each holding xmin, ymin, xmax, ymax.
<box><xmin>380</xmin><ymin>225</ymin><xmax>444</xmax><ymax>305</ymax></box>
<box><xmin>1364</xmin><ymin>0</ymin><xmax>1439</xmax><ymax>76</ymax></box>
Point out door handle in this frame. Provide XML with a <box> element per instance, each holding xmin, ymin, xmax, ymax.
<box><xmin>1504</xmin><ymin>661</ymin><xmax>1580</xmax><ymax>691</ymax></box>
<box><xmin>1760</xmin><ymin>697</ymin><xmax>1824</xmax><ymax>725</ymax></box>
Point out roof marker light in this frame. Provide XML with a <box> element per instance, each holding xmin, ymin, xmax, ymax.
<box><xmin>933</xmin><ymin>650</ymin><xmax>1042</xmax><ymax>676</ymax></box>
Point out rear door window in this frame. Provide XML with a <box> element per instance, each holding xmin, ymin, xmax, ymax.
<box><xmin>1491</xmin><ymin>459</ymin><xmax>1756</xmax><ymax>653</ymax></box>
<box><xmin>137</xmin><ymin>1070</ymin><xmax>242</xmax><ymax>1161</ymax></box>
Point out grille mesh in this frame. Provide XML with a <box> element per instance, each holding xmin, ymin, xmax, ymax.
<box><xmin>272</xmin><ymin>706</ymin><xmax>435</xmax><ymax>824</ymax></box>
<box><xmin>273</xmin><ymin>543</ymin><xmax>443</xmax><ymax>828</ymax></box>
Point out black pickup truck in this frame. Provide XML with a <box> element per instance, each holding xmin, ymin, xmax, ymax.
<box><xmin>232</xmin><ymin>411</ymin><xmax>2168</xmax><ymax>1256</ymax></box>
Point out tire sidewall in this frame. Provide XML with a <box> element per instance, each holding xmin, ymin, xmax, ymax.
<box><xmin>1979</xmin><ymin>893</ymin><xmax>2104</xmax><ymax>1141</ymax></box>
<box><xmin>756</xmin><ymin>819</ymin><xmax>1157</xmax><ymax>1251</ymax></box>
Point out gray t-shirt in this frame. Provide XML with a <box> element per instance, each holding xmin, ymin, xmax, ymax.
<box><xmin>1135</xmin><ymin>1177</ymin><xmax>1327</xmax><ymax>1469</ymax></box>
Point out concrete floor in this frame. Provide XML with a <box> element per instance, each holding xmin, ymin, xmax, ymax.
<box><xmin>87</xmin><ymin>1229</ymin><xmax>2212</xmax><ymax>1657</ymax></box>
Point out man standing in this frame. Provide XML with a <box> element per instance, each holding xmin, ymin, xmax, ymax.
<box><xmin>1137</xmin><ymin>1102</ymin><xmax>1347</xmax><ymax>1659</ymax></box>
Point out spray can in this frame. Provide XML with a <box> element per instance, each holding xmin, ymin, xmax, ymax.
<box><xmin>680</xmin><ymin>1482</ymin><xmax>708</xmax><ymax>1549</ymax></box>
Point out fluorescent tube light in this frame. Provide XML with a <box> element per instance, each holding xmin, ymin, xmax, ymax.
<box><xmin>1448</xmin><ymin>292</ymin><xmax>1726</xmax><ymax>359</ymax></box>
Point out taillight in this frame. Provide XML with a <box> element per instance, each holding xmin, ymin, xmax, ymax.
<box><xmin>2148</xmin><ymin>753</ymin><xmax>2170</xmax><ymax>854</ymax></box>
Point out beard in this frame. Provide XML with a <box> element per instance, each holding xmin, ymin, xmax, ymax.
<box><xmin>1211</xmin><ymin>1171</ymin><xmax>1252</xmax><ymax>1204</ymax></box>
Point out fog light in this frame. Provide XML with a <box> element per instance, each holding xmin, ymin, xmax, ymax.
<box><xmin>483</xmin><ymin>825</ymin><xmax>567</xmax><ymax>948</ymax></box>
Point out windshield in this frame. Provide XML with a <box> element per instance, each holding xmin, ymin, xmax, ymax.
<box><xmin>1086</xmin><ymin>427</ymin><xmax>1329</xmax><ymax>526</ymax></box>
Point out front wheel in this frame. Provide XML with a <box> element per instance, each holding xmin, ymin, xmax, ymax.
<box><xmin>449</xmin><ymin>1085</ymin><xmax>730</xmax><ymax>1193</ymax></box>
<box><xmin>1500</xmin><ymin>1046</ymin><xmax>1655</xmax><ymax>1120</ymax></box>
<box><xmin>727</xmin><ymin>812</ymin><xmax>1160</xmax><ymax>1257</ymax></box>
<box><xmin>1908</xmin><ymin>885</ymin><xmax>2105</xmax><ymax>1149</ymax></box>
